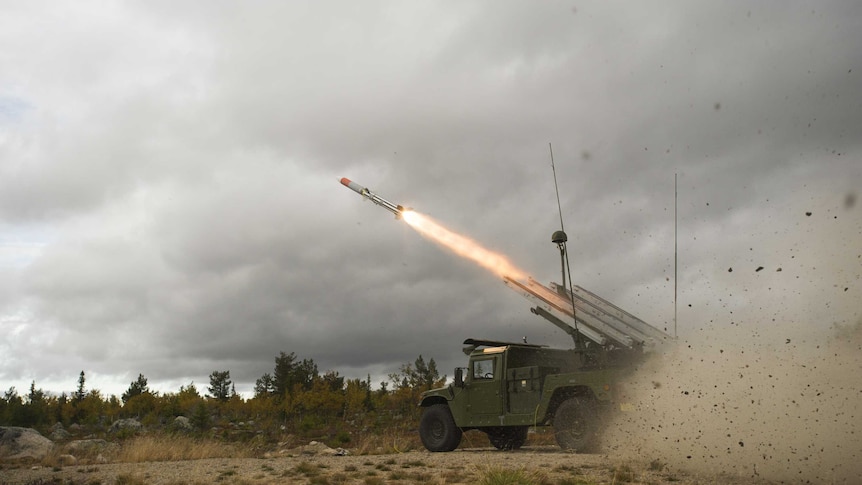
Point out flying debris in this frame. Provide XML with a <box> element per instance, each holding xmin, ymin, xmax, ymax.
<box><xmin>340</xmin><ymin>177</ymin><xmax>407</xmax><ymax>219</ymax></box>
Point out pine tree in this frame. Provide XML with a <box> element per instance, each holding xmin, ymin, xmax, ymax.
<box><xmin>272</xmin><ymin>352</ymin><xmax>318</xmax><ymax>399</ymax></box>
<box><xmin>273</xmin><ymin>352</ymin><xmax>297</xmax><ymax>398</ymax></box>
<box><xmin>208</xmin><ymin>371</ymin><xmax>232</xmax><ymax>402</ymax></box>
<box><xmin>254</xmin><ymin>373</ymin><xmax>275</xmax><ymax>398</ymax></box>
<box><xmin>122</xmin><ymin>374</ymin><xmax>150</xmax><ymax>403</ymax></box>
<box><xmin>75</xmin><ymin>371</ymin><xmax>86</xmax><ymax>402</ymax></box>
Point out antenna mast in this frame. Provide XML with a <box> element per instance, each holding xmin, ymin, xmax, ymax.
<box><xmin>549</xmin><ymin>143</ymin><xmax>582</xmax><ymax>349</ymax></box>
<box><xmin>550</xmin><ymin>144</ymin><xmax>566</xmax><ymax>233</ymax></box>
<box><xmin>674</xmin><ymin>173</ymin><xmax>678</xmax><ymax>340</ymax></box>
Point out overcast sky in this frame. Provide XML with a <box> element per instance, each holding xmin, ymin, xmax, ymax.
<box><xmin>1</xmin><ymin>1</ymin><xmax>860</xmax><ymax>399</ymax></box>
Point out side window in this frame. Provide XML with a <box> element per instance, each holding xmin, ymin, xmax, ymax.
<box><xmin>472</xmin><ymin>358</ymin><xmax>495</xmax><ymax>380</ymax></box>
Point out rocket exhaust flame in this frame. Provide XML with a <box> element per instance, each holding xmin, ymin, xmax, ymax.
<box><xmin>340</xmin><ymin>177</ymin><xmax>527</xmax><ymax>281</ymax></box>
<box><xmin>401</xmin><ymin>210</ymin><xmax>527</xmax><ymax>281</ymax></box>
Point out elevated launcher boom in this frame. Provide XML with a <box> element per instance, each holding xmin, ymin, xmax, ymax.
<box><xmin>503</xmin><ymin>276</ymin><xmax>670</xmax><ymax>351</ymax></box>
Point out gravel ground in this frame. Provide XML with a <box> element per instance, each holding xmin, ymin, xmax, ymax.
<box><xmin>0</xmin><ymin>446</ymin><xmax>779</xmax><ymax>485</ymax></box>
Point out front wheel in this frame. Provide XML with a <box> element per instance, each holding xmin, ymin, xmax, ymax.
<box><xmin>553</xmin><ymin>398</ymin><xmax>598</xmax><ymax>452</ymax></box>
<box><xmin>419</xmin><ymin>404</ymin><xmax>462</xmax><ymax>452</ymax></box>
<box><xmin>487</xmin><ymin>426</ymin><xmax>528</xmax><ymax>450</ymax></box>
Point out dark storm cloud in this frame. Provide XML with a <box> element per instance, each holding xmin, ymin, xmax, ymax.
<box><xmin>1</xmin><ymin>1</ymin><xmax>860</xmax><ymax>397</ymax></box>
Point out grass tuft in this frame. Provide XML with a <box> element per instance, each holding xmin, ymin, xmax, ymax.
<box><xmin>352</xmin><ymin>428</ymin><xmax>422</xmax><ymax>454</ymax></box>
<box><xmin>294</xmin><ymin>461</ymin><xmax>321</xmax><ymax>477</ymax></box>
<box><xmin>610</xmin><ymin>463</ymin><xmax>635</xmax><ymax>483</ymax></box>
<box><xmin>478</xmin><ymin>466</ymin><xmax>548</xmax><ymax>485</ymax></box>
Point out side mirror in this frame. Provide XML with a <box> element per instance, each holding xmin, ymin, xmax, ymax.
<box><xmin>454</xmin><ymin>367</ymin><xmax>464</xmax><ymax>388</ymax></box>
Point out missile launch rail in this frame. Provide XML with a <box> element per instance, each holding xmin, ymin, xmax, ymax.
<box><xmin>504</xmin><ymin>277</ymin><xmax>669</xmax><ymax>352</ymax></box>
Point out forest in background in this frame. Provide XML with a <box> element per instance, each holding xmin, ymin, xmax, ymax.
<box><xmin>0</xmin><ymin>351</ymin><xmax>445</xmax><ymax>447</ymax></box>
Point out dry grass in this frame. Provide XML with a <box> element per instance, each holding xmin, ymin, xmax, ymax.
<box><xmin>113</xmin><ymin>434</ymin><xmax>256</xmax><ymax>463</ymax></box>
<box><xmin>609</xmin><ymin>463</ymin><xmax>635</xmax><ymax>483</ymax></box>
<box><xmin>350</xmin><ymin>427</ymin><xmax>423</xmax><ymax>455</ymax></box>
<box><xmin>476</xmin><ymin>465</ymin><xmax>551</xmax><ymax>485</ymax></box>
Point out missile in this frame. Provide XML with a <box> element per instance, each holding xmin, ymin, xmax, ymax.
<box><xmin>340</xmin><ymin>177</ymin><xmax>406</xmax><ymax>218</ymax></box>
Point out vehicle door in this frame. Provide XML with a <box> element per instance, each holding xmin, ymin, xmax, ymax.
<box><xmin>467</xmin><ymin>356</ymin><xmax>502</xmax><ymax>415</ymax></box>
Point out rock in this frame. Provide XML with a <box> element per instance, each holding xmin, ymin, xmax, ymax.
<box><xmin>0</xmin><ymin>427</ymin><xmax>54</xmax><ymax>460</ymax></box>
<box><xmin>108</xmin><ymin>418</ymin><xmax>142</xmax><ymax>434</ymax></box>
<box><xmin>50</xmin><ymin>428</ymin><xmax>71</xmax><ymax>441</ymax></box>
<box><xmin>57</xmin><ymin>454</ymin><xmax>77</xmax><ymax>466</ymax></box>
<box><xmin>293</xmin><ymin>441</ymin><xmax>348</xmax><ymax>456</ymax></box>
<box><xmin>48</xmin><ymin>421</ymin><xmax>71</xmax><ymax>441</ymax></box>
<box><xmin>65</xmin><ymin>439</ymin><xmax>116</xmax><ymax>455</ymax></box>
<box><xmin>172</xmin><ymin>416</ymin><xmax>193</xmax><ymax>432</ymax></box>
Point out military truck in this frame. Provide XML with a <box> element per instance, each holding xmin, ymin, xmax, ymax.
<box><xmin>418</xmin><ymin>276</ymin><xmax>670</xmax><ymax>452</ymax></box>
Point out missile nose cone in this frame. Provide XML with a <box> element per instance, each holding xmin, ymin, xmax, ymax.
<box><xmin>340</xmin><ymin>177</ymin><xmax>367</xmax><ymax>195</ymax></box>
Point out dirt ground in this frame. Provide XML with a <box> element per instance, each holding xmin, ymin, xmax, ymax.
<box><xmin>0</xmin><ymin>445</ymin><xmax>779</xmax><ymax>485</ymax></box>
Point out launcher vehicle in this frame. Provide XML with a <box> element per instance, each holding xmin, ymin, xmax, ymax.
<box><xmin>418</xmin><ymin>276</ymin><xmax>670</xmax><ymax>452</ymax></box>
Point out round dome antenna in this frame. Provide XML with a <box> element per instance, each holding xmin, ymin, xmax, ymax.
<box><xmin>551</xmin><ymin>230</ymin><xmax>568</xmax><ymax>244</ymax></box>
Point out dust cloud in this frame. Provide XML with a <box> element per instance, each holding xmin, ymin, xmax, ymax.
<box><xmin>603</xmin><ymin>320</ymin><xmax>862</xmax><ymax>483</ymax></box>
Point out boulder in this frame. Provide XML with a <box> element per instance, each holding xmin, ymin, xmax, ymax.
<box><xmin>65</xmin><ymin>439</ymin><xmax>116</xmax><ymax>455</ymax></box>
<box><xmin>49</xmin><ymin>429</ymin><xmax>71</xmax><ymax>441</ymax></box>
<box><xmin>108</xmin><ymin>418</ymin><xmax>142</xmax><ymax>434</ymax></box>
<box><xmin>292</xmin><ymin>441</ymin><xmax>350</xmax><ymax>456</ymax></box>
<box><xmin>50</xmin><ymin>427</ymin><xmax>71</xmax><ymax>441</ymax></box>
<box><xmin>57</xmin><ymin>454</ymin><xmax>77</xmax><ymax>466</ymax></box>
<box><xmin>0</xmin><ymin>427</ymin><xmax>54</xmax><ymax>460</ymax></box>
<box><xmin>171</xmin><ymin>416</ymin><xmax>193</xmax><ymax>432</ymax></box>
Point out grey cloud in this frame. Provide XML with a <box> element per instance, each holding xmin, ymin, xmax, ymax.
<box><xmin>0</xmin><ymin>1</ymin><xmax>860</xmax><ymax>400</ymax></box>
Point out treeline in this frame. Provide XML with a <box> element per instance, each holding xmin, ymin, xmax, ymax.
<box><xmin>0</xmin><ymin>351</ymin><xmax>444</xmax><ymax>440</ymax></box>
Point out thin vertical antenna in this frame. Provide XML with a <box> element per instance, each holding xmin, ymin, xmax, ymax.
<box><xmin>674</xmin><ymin>172</ymin><xmax>678</xmax><ymax>340</ymax></box>
<box><xmin>549</xmin><ymin>143</ymin><xmax>581</xmax><ymax>348</ymax></box>
<box><xmin>550</xmin><ymin>143</ymin><xmax>565</xmax><ymax>232</ymax></box>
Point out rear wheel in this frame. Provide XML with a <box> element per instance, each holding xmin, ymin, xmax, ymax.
<box><xmin>553</xmin><ymin>398</ymin><xmax>598</xmax><ymax>452</ymax></box>
<box><xmin>419</xmin><ymin>404</ymin><xmax>462</xmax><ymax>452</ymax></box>
<box><xmin>487</xmin><ymin>426</ymin><xmax>528</xmax><ymax>450</ymax></box>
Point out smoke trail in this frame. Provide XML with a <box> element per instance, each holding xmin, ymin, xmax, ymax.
<box><xmin>401</xmin><ymin>210</ymin><xmax>527</xmax><ymax>281</ymax></box>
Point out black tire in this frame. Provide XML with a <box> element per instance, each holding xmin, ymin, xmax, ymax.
<box><xmin>419</xmin><ymin>404</ymin><xmax>462</xmax><ymax>452</ymax></box>
<box><xmin>553</xmin><ymin>398</ymin><xmax>598</xmax><ymax>452</ymax></box>
<box><xmin>487</xmin><ymin>426</ymin><xmax>528</xmax><ymax>450</ymax></box>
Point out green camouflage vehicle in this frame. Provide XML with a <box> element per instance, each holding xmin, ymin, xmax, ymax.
<box><xmin>418</xmin><ymin>277</ymin><xmax>669</xmax><ymax>452</ymax></box>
